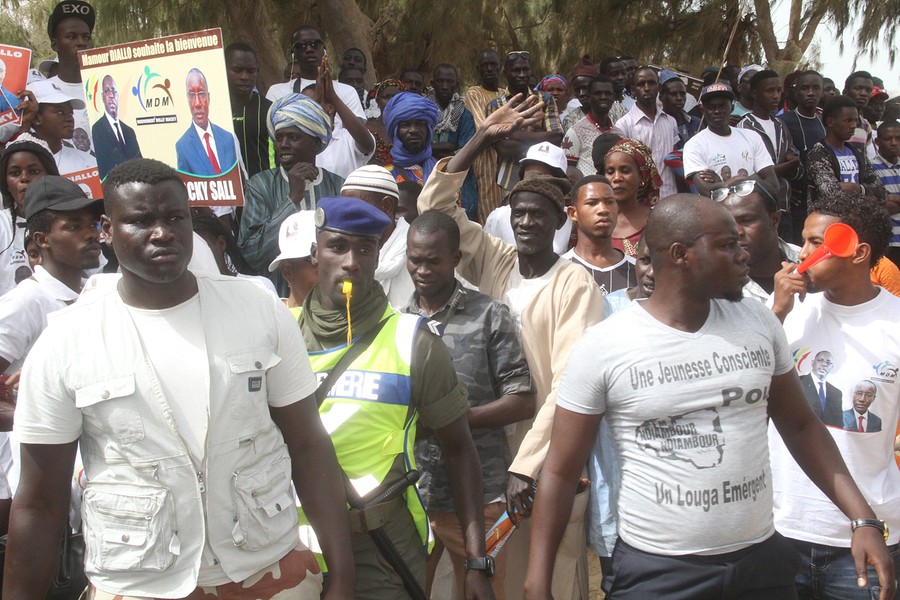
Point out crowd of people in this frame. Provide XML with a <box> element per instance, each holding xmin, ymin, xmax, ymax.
<box><xmin>0</xmin><ymin>2</ymin><xmax>898</xmax><ymax>599</ymax></box>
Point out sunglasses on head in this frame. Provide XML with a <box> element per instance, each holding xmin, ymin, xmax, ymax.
<box><xmin>507</xmin><ymin>51</ymin><xmax>531</xmax><ymax>62</ymax></box>
<box><xmin>710</xmin><ymin>179</ymin><xmax>776</xmax><ymax>207</ymax></box>
<box><xmin>293</xmin><ymin>39</ymin><xmax>323</xmax><ymax>51</ymax></box>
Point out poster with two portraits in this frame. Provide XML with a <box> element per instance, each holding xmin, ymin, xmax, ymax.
<box><xmin>78</xmin><ymin>28</ymin><xmax>243</xmax><ymax>207</ymax></box>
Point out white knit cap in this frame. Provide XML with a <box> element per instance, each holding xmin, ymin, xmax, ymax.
<box><xmin>341</xmin><ymin>165</ymin><xmax>400</xmax><ymax>200</ymax></box>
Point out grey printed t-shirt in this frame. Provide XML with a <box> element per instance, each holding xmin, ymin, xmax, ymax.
<box><xmin>557</xmin><ymin>298</ymin><xmax>793</xmax><ymax>556</ymax></box>
<box><xmin>406</xmin><ymin>283</ymin><xmax>533</xmax><ymax>512</ymax></box>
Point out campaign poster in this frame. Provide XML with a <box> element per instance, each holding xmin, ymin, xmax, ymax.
<box><xmin>78</xmin><ymin>28</ymin><xmax>243</xmax><ymax>207</ymax></box>
<box><xmin>0</xmin><ymin>44</ymin><xmax>31</xmax><ymax>127</ymax></box>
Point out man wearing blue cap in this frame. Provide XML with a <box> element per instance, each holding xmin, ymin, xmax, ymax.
<box><xmin>297</xmin><ymin>196</ymin><xmax>495</xmax><ymax>600</ymax></box>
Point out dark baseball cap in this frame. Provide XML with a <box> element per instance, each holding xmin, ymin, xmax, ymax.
<box><xmin>700</xmin><ymin>82</ymin><xmax>735</xmax><ymax>103</ymax></box>
<box><xmin>24</xmin><ymin>176</ymin><xmax>102</xmax><ymax>220</ymax></box>
<box><xmin>47</xmin><ymin>1</ymin><xmax>95</xmax><ymax>38</ymax></box>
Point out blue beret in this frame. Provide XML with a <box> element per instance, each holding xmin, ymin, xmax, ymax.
<box><xmin>315</xmin><ymin>197</ymin><xmax>392</xmax><ymax>238</ymax></box>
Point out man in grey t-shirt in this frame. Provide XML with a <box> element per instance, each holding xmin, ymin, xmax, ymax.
<box><xmin>522</xmin><ymin>194</ymin><xmax>895</xmax><ymax>600</ymax></box>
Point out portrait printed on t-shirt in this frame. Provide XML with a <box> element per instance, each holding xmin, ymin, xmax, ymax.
<box><xmin>841</xmin><ymin>379</ymin><xmax>883</xmax><ymax>433</ymax></box>
<box><xmin>798</xmin><ymin>349</ymin><xmax>843</xmax><ymax>428</ymax></box>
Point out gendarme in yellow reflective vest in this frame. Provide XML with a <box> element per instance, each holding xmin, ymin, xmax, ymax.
<box><xmin>297</xmin><ymin>306</ymin><xmax>432</xmax><ymax>569</ymax></box>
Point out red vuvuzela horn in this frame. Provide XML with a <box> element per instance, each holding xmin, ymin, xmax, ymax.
<box><xmin>796</xmin><ymin>222</ymin><xmax>859</xmax><ymax>274</ymax></box>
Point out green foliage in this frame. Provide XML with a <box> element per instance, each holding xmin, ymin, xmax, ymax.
<box><xmin>0</xmin><ymin>0</ymin><xmax>894</xmax><ymax>87</ymax></box>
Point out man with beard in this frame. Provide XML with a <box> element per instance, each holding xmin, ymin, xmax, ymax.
<box><xmin>464</xmin><ymin>49</ymin><xmax>506</xmax><ymax>222</ymax></box>
<box><xmin>524</xmin><ymin>194</ymin><xmax>895</xmax><ymax>600</ymax></box>
<box><xmin>562</xmin><ymin>76</ymin><xmax>623</xmax><ymax>176</ymax></box>
<box><xmin>485</xmin><ymin>52</ymin><xmax>563</xmax><ymax>197</ymax></box>
<box><xmin>615</xmin><ymin>66</ymin><xmax>680</xmax><ymax>198</ymax></box>
<box><xmin>382</xmin><ymin>91</ymin><xmax>440</xmax><ymax>186</ymax></box>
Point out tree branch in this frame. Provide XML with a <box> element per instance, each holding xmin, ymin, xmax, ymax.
<box><xmin>751</xmin><ymin>0</ymin><xmax>780</xmax><ymax>63</ymax></box>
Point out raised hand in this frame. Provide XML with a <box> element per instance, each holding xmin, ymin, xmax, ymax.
<box><xmin>480</xmin><ymin>94</ymin><xmax>545</xmax><ymax>142</ymax></box>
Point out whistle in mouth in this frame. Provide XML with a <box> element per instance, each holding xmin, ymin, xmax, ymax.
<box><xmin>342</xmin><ymin>280</ymin><xmax>353</xmax><ymax>296</ymax></box>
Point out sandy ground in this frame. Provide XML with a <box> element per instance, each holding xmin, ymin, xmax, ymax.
<box><xmin>589</xmin><ymin>555</ymin><xmax>606</xmax><ymax>598</ymax></box>
<box><xmin>432</xmin><ymin>547</ymin><xmax>606</xmax><ymax>599</ymax></box>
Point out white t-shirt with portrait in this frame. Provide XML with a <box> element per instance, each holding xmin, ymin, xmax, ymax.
<box><xmin>683</xmin><ymin>127</ymin><xmax>774</xmax><ymax>182</ymax></box>
<box><xmin>557</xmin><ymin>298</ymin><xmax>793</xmax><ymax>555</ymax></box>
<box><xmin>769</xmin><ymin>289</ymin><xmax>900</xmax><ymax>547</ymax></box>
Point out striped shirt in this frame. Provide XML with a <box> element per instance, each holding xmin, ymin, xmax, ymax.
<box><xmin>871</xmin><ymin>153</ymin><xmax>900</xmax><ymax>248</ymax></box>
<box><xmin>464</xmin><ymin>86</ymin><xmax>505</xmax><ymax>223</ymax></box>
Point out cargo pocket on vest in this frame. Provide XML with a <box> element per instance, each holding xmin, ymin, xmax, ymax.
<box><xmin>82</xmin><ymin>483</ymin><xmax>179</xmax><ymax>572</ymax></box>
<box><xmin>75</xmin><ymin>375</ymin><xmax>144</xmax><ymax>445</ymax></box>
<box><xmin>231</xmin><ymin>454</ymin><xmax>296</xmax><ymax>550</ymax></box>
<box><xmin>225</xmin><ymin>349</ymin><xmax>282</xmax><ymax>418</ymax></box>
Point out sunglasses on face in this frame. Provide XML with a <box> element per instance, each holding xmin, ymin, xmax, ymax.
<box><xmin>293</xmin><ymin>39</ymin><xmax>323</xmax><ymax>51</ymax></box>
<box><xmin>507</xmin><ymin>51</ymin><xmax>531</xmax><ymax>62</ymax></box>
<box><xmin>710</xmin><ymin>179</ymin><xmax>776</xmax><ymax>207</ymax></box>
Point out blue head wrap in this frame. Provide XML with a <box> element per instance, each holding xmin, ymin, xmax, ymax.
<box><xmin>382</xmin><ymin>92</ymin><xmax>440</xmax><ymax>179</ymax></box>
<box><xmin>266</xmin><ymin>93</ymin><xmax>332</xmax><ymax>154</ymax></box>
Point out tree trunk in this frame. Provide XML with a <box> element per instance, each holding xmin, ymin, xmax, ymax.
<box><xmin>317</xmin><ymin>0</ymin><xmax>378</xmax><ymax>89</ymax></box>
<box><xmin>220</xmin><ymin>0</ymin><xmax>287</xmax><ymax>92</ymax></box>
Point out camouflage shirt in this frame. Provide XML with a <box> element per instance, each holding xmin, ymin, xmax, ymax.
<box><xmin>405</xmin><ymin>282</ymin><xmax>533</xmax><ymax>511</ymax></box>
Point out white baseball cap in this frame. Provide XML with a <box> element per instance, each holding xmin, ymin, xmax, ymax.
<box><xmin>27</xmin><ymin>79</ymin><xmax>86</xmax><ymax>109</ymax></box>
<box><xmin>268</xmin><ymin>210</ymin><xmax>317</xmax><ymax>272</ymax></box>
<box><xmin>519</xmin><ymin>141</ymin><xmax>567</xmax><ymax>178</ymax></box>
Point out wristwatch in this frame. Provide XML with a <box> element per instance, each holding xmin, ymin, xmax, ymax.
<box><xmin>851</xmin><ymin>518</ymin><xmax>889</xmax><ymax>541</ymax></box>
<box><xmin>464</xmin><ymin>556</ymin><xmax>495</xmax><ymax>577</ymax></box>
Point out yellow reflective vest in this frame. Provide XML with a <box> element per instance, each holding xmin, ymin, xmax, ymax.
<box><xmin>298</xmin><ymin>306</ymin><xmax>432</xmax><ymax>569</ymax></box>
